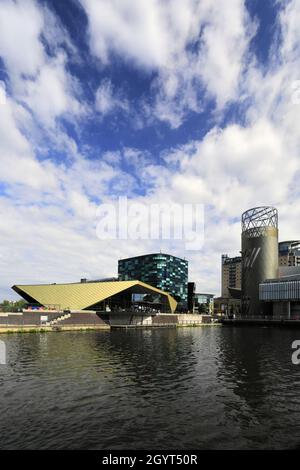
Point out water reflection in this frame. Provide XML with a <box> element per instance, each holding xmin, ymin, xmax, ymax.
<box><xmin>216</xmin><ymin>327</ymin><xmax>300</xmax><ymax>449</ymax></box>
<box><xmin>0</xmin><ymin>327</ymin><xmax>300</xmax><ymax>449</ymax></box>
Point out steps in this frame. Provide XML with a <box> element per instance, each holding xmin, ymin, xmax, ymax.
<box><xmin>46</xmin><ymin>313</ymin><xmax>71</xmax><ymax>326</ymax></box>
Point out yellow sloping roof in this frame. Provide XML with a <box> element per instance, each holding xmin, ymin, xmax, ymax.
<box><xmin>12</xmin><ymin>280</ymin><xmax>177</xmax><ymax>312</ymax></box>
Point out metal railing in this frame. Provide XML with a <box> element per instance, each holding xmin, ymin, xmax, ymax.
<box><xmin>222</xmin><ymin>314</ymin><xmax>300</xmax><ymax>321</ymax></box>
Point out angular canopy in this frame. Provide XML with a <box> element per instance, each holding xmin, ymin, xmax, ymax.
<box><xmin>12</xmin><ymin>280</ymin><xmax>177</xmax><ymax>313</ymax></box>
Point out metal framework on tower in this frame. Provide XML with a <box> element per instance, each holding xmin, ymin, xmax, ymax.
<box><xmin>242</xmin><ymin>206</ymin><xmax>278</xmax><ymax>237</ymax></box>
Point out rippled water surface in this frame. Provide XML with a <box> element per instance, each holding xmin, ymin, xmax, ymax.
<box><xmin>1</xmin><ymin>327</ymin><xmax>300</xmax><ymax>449</ymax></box>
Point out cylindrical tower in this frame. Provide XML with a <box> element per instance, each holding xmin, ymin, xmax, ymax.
<box><xmin>241</xmin><ymin>206</ymin><xmax>278</xmax><ymax>316</ymax></box>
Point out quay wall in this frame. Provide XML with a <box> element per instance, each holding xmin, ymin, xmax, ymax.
<box><xmin>0</xmin><ymin>311</ymin><xmax>214</xmax><ymax>333</ymax></box>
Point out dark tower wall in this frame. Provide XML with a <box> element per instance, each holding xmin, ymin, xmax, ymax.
<box><xmin>241</xmin><ymin>207</ymin><xmax>278</xmax><ymax>316</ymax></box>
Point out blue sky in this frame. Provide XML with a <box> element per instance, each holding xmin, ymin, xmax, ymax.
<box><xmin>0</xmin><ymin>0</ymin><xmax>300</xmax><ymax>299</ymax></box>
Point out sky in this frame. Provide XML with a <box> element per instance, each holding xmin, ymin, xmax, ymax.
<box><xmin>0</xmin><ymin>0</ymin><xmax>300</xmax><ymax>300</ymax></box>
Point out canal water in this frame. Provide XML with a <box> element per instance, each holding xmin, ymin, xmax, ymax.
<box><xmin>0</xmin><ymin>327</ymin><xmax>300</xmax><ymax>450</ymax></box>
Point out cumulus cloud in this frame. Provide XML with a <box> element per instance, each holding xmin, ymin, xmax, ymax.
<box><xmin>0</xmin><ymin>0</ymin><xmax>84</xmax><ymax>127</ymax></box>
<box><xmin>0</xmin><ymin>0</ymin><xmax>44</xmax><ymax>79</ymax></box>
<box><xmin>0</xmin><ymin>2</ymin><xmax>138</xmax><ymax>298</ymax></box>
<box><xmin>0</xmin><ymin>91</ymin><xmax>140</xmax><ymax>299</ymax></box>
<box><xmin>81</xmin><ymin>0</ymin><xmax>255</xmax><ymax>127</ymax></box>
<box><xmin>1</xmin><ymin>0</ymin><xmax>300</xmax><ymax>301</ymax></box>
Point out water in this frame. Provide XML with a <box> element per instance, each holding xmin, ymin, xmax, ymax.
<box><xmin>0</xmin><ymin>326</ymin><xmax>300</xmax><ymax>450</ymax></box>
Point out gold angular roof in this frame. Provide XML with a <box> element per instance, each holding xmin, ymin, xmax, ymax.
<box><xmin>12</xmin><ymin>280</ymin><xmax>177</xmax><ymax>312</ymax></box>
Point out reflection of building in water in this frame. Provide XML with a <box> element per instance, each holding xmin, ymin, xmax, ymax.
<box><xmin>93</xmin><ymin>328</ymin><xmax>198</xmax><ymax>390</ymax></box>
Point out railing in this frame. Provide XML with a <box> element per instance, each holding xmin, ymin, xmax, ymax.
<box><xmin>96</xmin><ymin>308</ymin><xmax>166</xmax><ymax>315</ymax></box>
<box><xmin>222</xmin><ymin>315</ymin><xmax>300</xmax><ymax>322</ymax></box>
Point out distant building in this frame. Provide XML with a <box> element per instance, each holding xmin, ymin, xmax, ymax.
<box><xmin>221</xmin><ymin>241</ymin><xmax>300</xmax><ymax>302</ymax></box>
<box><xmin>259</xmin><ymin>274</ymin><xmax>300</xmax><ymax>319</ymax></box>
<box><xmin>188</xmin><ymin>282</ymin><xmax>214</xmax><ymax>314</ymax></box>
<box><xmin>194</xmin><ymin>293</ymin><xmax>214</xmax><ymax>315</ymax></box>
<box><xmin>80</xmin><ymin>277</ymin><xmax>118</xmax><ymax>283</ymax></box>
<box><xmin>220</xmin><ymin>207</ymin><xmax>300</xmax><ymax>319</ymax></box>
<box><xmin>214</xmin><ymin>297</ymin><xmax>241</xmax><ymax>317</ymax></box>
<box><xmin>118</xmin><ymin>253</ymin><xmax>188</xmax><ymax>307</ymax></box>
<box><xmin>221</xmin><ymin>254</ymin><xmax>242</xmax><ymax>298</ymax></box>
<box><xmin>278</xmin><ymin>240</ymin><xmax>300</xmax><ymax>267</ymax></box>
<box><xmin>187</xmin><ymin>282</ymin><xmax>196</xmax><ymax>311</ymax></box>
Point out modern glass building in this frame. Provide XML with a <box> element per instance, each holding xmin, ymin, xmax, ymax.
<box><xmin>118</xmin><ymin>253</ymin><xmax>188</xmax><ymax>307</ymax></box>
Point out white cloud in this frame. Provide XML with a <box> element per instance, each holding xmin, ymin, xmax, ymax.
<box><xmin>0</xmin><ymin>0</ymin><xmax>84</xmax><ymax>127</ymax></box>
<box><xmin>0</xmin><ymin>0</ymin><xmax>44</xmax><ymax>79</ymax></box>
<box><xmin>95</xmin><ymin>79</ymin><xmax>128</xmax><ymax>115</ymax></box>
<box><xmin>80</xmin><ymin>0</ymin><xmax>179</xmax><ymax>68</ymax></box>
<box><xmin>21</xmin><ymin>53</ymin><xmax>84</xmax><ymax>127</ymax></box>
<box><xmin>0</xmin><ymin>81</ymin><xmax>7</xmax><ymax>105</ymax></box>
<box><xmin>279</xmin><ymin>0</ymin><xmax>300</xmax><ymax>61</ymax></box>
<box><xmin>81</xmin><ymin>0</ymin><xmax>255</xmax><ymax>127</ymax></box>
<box><xmin>0</xmin><ymin>90</ymin><xmax>57</xmax><ymax>189</ymax></box>
<box><xmin>0</xmin><ymin>98</ymin><xmax>141</xmax><ymax>300</ymax></box>
<box><xmin>195</xmin><ymin>0</ymin><xmax>255</xmax><ymax>108</ymax></box>
<box><xmin>1</xmin><ymin>0</ymin><xmax>300</xmax><ymax>302</ymax></box>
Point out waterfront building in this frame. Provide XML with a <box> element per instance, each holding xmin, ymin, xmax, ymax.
<box><xmin>278</xmin><ymin>240</ymin><xmax>300</xmax><ymax>267</ymax></box>
<box><xmin>220</xmin><ymin>206</ymin><xmax>300</xmax><ymax>320</ymax></box>
<box><xmin>279</xmin><ymin>266</ymin><xmax>300</xmax><ymax>278</ymax></box>
<box><xmin>194</xmin><ymin>293</ymin><xmax>214</xmax><ymax>315</ymax></box>
<box><xmin>214</xmin><ymin>297</ymin><xmax>241</xmax><ymax>317</ymax></box>
<box><xmin>12</xmin><ymin>280</ymin><xmax>177</xmax><ymax>313</ymax></box>
<box><xmin>118</xmin><ymin>253</ymin><xmax>188</xmax><ymax>308</ymax></box>
<box><xmin>221</xmin><ymin>254</ymin><xmax>242</xmax><ymax>298</ymax></box>
<box><xmin>187</xmin><ymin>283</ymin><xmax>214</xmax><ymax>314</ymax></box>
<box><xmin>259</xmin><ymin>274</ymin><xmax>300</xmax><ymax>319</ymax></box>
<box><xmin>222</xmin><ymin>241</ymin><xmax>300</xmax><ymax>301</ymax></box>
<box><xmin>241</xmin><ymin>206</ymin><xmax>278</xmax><ymax>316</ymax></box>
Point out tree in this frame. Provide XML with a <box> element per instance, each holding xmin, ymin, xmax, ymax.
<box><xmin>0</xmin><ymin>300</ymin><xmax>28</xmax><ymax>312</ymax></box>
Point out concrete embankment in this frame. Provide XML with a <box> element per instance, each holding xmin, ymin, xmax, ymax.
<box><xmin>0</xmin><ymin>312</ymin><xmax>219</xmax><ymax>333</ymax></box>
<box><xmin>0</xmin><ymin>325</ymin><xmax>110</xmax><ymax>334</ymax></box>
<box><xmin>109</xmin><ymin>313</ymin><xmax>215</xmax><ymax>329</ymax></box>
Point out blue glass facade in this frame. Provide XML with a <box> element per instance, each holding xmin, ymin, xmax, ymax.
<box><xmin>118</xmin><ymin>253</ymin><xmax>188</xmax><ymax>306</ymax></box>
